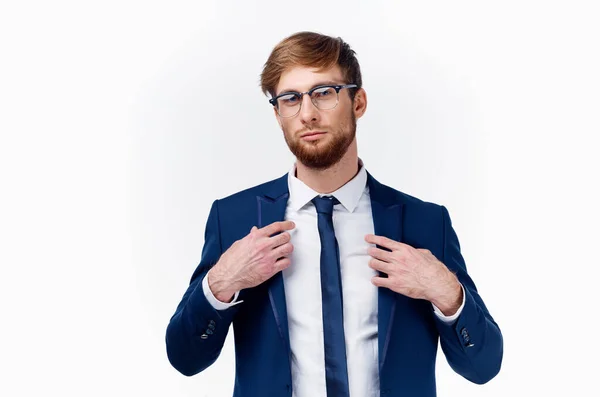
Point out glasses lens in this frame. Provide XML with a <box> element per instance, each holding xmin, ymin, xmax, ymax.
<box><xmin>311</xmin><ymin>87</ymin><xmax>338</xmax><ymax>110</ymax></box>
<box><xmin>277</xmin><ymin>93</ymin><xmax>301</xmax><ymax>117</ymax></box>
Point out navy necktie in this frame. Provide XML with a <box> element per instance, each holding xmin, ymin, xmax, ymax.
<box><xmin>312</xmin><ymin>195</ymin><xmax>350</xmax><ymax>397</ymax></box>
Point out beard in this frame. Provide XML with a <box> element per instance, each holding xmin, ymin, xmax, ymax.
<box><xmin>282</xmin><ymin>111</ymin><xmax>357</xmax><ymax>171</ymax></box>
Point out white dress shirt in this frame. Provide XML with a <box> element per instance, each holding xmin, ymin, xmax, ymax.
<box><xmin>202</xmin><ymin>158</ymin><xmax>465</xmax><ymax>396</ymax></box>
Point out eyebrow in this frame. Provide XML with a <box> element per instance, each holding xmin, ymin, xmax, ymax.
<box><xmin>276</xmin><ymin>80</ymin><xmax>343</xmax><ymax>96</ymax></box>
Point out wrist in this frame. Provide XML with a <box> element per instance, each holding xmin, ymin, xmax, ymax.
<box><xmin>430</xmin><ymin>274</ymin><xmax>462</xmax><ymax>316</ymax></box>
<box><xmin>207</xmin><ymin>265</ymin><xmax>236</xmax><ymax>303</ymax></box>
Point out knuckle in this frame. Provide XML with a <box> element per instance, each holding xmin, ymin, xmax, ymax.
<box><xmin>274</xmin><ymin>244</ymin><xmax>292</xmax><ymax>258</ymax></box>
<box><xmin>259</xmin><ymin>260</ymin><xmax>275</xmax><ymax>274</ymax></box>
<box><xmin>285</xmin><ymin>242</ymin><xmax>294</xmax><ymax>253</ymax></box>
<box><xmin>247</xmin><ymin>231</ymin><xmax>258</xmax><ymax>243</ymax></box>
<box><xmin>257</xmin><ymin>239</ymin><xmax>270</xmax><ymax>251</ymax></box>
<box><xmin>266</xmin><ymin>262</ymin><xmax>277</xmax><ymax>274</ymax></box>
<box><xmin>278</xmin><ymin>233</ymin><xmax>289</xmax><ymax>244</ymax></box>
<box><xmin>278</xmin><ymin>262</ymin><xmax>290</xmax><ymax>272</ymax></box>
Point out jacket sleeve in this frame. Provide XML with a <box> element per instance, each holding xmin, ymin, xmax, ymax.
<box><xmin>165</xmin><ymin>199</ymin><xmax>241</xmax><ymax>376</ymax></box>
<box><xmin>434</xmin><ymin>205</ymin><xmax>503</xmax><ymax>384</ymax></box>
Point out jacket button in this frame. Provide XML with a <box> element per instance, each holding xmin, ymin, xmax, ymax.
<box><xmin>200</xmin><ymin>333</ymin><xmax>208</xmax><ymax>339</ymax></box>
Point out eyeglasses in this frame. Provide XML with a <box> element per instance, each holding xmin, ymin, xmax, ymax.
<box><xmin>269</xmin><ymin>84</ymin><xmax>358</xmax><ymax>118</ymax></box>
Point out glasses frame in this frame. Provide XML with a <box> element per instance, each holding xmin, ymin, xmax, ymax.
<box><xmin>269</xmin><ymin>83</ymin><xmax>358</xmax><ymax>118</ymax></box>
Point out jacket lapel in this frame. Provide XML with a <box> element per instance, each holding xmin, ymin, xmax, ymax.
<box><xmin>257</xmin><ymin>173</ymin><xmax>292</xmax><ymax>357</ymax></box>
<box><xmin>366</xmin><ymin>172</ymin><xmax>405</xmax><ymax>372</ymax></box>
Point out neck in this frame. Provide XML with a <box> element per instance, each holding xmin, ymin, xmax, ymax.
<box><xmin>295</xmin><ymin>140</ymin><xmax>360</xmax><ymax>194</ymax></box>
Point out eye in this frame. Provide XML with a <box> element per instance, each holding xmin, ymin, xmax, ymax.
<box><xmin>278</xmin><ymin>93</ymin><xmax>300</xmax><ymax>106</ymax></box>
<box><xmin>312</xmin><ymin>86</ymin><xmax>335</xmax><ymax>99</ymax></box>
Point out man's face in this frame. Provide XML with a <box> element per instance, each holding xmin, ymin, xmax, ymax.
<box><xmin>273</xmin><ymin>65</ymin><xmax>361</xmax><ymax>170</ymax></box>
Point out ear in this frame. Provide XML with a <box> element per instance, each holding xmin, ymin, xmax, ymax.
<box><xmin>353</xmin><ymin>88</ymin><xmax>367</xmax><ymax>120</ymax></box>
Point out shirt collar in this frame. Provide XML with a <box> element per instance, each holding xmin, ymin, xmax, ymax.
<box><xmin>287</xmin><ymin>157</ymin><xmax>368</xmax><ymax>213</ymax></box>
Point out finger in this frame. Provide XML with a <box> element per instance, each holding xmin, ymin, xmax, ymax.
<box><xmin>371</xmin><ymin>276</ymin><xmax>393</xmax><ymax>289</ymax></box>
<box><xmin>271</xmin><ymin>242</ymin><xmax>293</xmax><ymax>260</ymax></box>
<box><xmin>261</xmin><ymin>220</ymin><xmax>296</xmax><ymax>237</ymax></box>
<box><xmin>265</xmin><ymin>231</ymin><xmax>290</xmax><ymax>249</ymax></box>
<box><xmin>416</xmin><ymin>248</ymin><xmax>434</xmax><ymax>258</ymax></box>
<box><xmin>364</xmin><ymin>234</ymin><xmax>403</xmax><ymax>251</ymax></box>
<box><xmin>367</xmin><ymin>246</ymin><xmax>394</xmax><ymax>263</ymax></box>
<box><xmin>274</xmin><ymin>256</ymin><xmax>292</xmax><ymax>271</ymax></box>
<box><xmin>368</xmin><ymin>257</ymin><xmax>392</xmax><ymax>274</ymax></box>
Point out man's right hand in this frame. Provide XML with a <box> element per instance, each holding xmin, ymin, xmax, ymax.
<box><xmin>206</xmin><ymin>220</ymin><xmax>296</xmax><ymax>303</ymax></box>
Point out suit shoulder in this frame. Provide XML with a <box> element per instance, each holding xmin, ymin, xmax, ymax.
<box><xmin>373</xmin><ymin>181</ymin><xmax>448</xmax><ymax>249</ymax></box>
<box><xmin>370</xmin><ymin>177</ymin><xmax>448</xmax><ymax>231</ymax></box>
<box><xmin>374</xmin><ymin>180</ymin><xmax>443</xmax><ymax>213</ymax></box>
<box><xmin>215</xmin><ymin>172</ymin><xmax>288</xmax><ymax>205</ymax></box>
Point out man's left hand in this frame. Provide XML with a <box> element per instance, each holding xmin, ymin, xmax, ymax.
<box><xmin>365</xmin><ymin>234</ymin><xmax>463</xmax><ymax>316</ymax></box>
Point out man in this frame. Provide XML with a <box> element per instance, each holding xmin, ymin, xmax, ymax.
<box><xmin>166</xmin><ymin>31</ymin><xmax>503</xmax><ymax>397</ymax></box>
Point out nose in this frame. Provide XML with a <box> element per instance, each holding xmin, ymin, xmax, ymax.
<box><xmin>298</xmin><ymin>92</ymin><xmax>320</xmax><ymax>124</ymax></box>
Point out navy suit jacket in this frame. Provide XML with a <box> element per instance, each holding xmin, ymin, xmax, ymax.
<box><xmin>166</xmin><ymin>171</ymin><xmax>503</xmax><ymax>397</ymax></box>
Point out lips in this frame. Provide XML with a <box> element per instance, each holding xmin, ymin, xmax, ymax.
<box><xmin>300</xmin><ymin>131</ymin><xmax>326</xmax><ymax>137</ymax></box>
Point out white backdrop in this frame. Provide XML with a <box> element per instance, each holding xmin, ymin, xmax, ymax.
<box><xmin>1</xmin><ymin>1</ymin><xmax>599</xmax><ymax>396</ymax></box>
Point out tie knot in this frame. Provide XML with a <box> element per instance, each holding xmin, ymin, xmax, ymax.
<box><xmin>312</xmin><ymin>195</ymin><xmax>340</xmax><ymax>215</ymax></box>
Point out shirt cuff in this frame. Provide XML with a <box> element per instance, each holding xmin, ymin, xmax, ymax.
<box><xmin>202</xmin><ymin>272</ymin><xmax>244</xmax><ymax>311</ymax></box>
<box><xmin>432</xmin><ymin>283</ymin><xmax>466</xmax><ymax>324</ymax></box>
